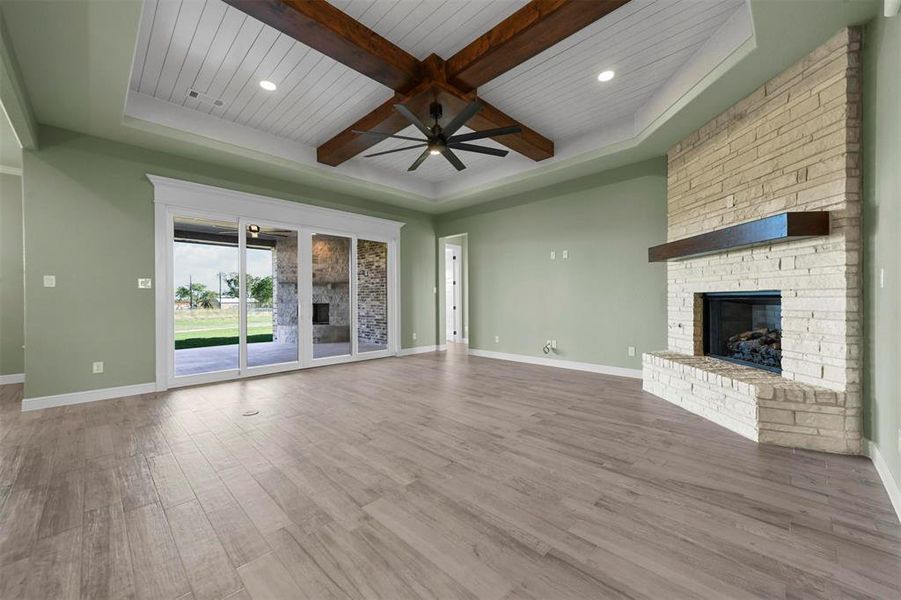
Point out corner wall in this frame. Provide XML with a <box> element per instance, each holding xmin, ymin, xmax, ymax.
<box><xmin>22</xmin><ymin>126</ymin><xmax>438</xmax><ymax>399</ymax></box>
<box><xmin>437</xmin><ymin>159</ymin><xmax>667</xmax><ymax>372</ymax></box>
<box><xmin>863</xmin><ymin>16</ymin><xmax>901</xmax><ymax>491</ymax></box>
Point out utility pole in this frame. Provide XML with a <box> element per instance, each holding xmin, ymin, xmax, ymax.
<box><xmin>189</xmin><ymin>274</ymin><xmax>193</xmax><ymax>309</ymax></box>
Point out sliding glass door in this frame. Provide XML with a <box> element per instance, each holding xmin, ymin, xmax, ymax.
<box><xmin>172</xmin><ymin>216</ymin><xmax>241</xmax><ymax>378</ymax></box>
<box><xmin>243</xmin><ymin>222</ymin><xmax>300</xmax><ymax>371</ymax></box>
<box><xmin>311</xmin><ymin>233</ymin><xmax>352</xmax><ymax>360</ymax></box>
<box><xmin>161</xmin><ymin>187</ymin><xmax>398</xmax><ymax>388</ymax></box>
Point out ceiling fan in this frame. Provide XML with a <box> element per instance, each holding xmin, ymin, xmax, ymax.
<box><xmin>353</xmin><ymin>101</ymin><xmax>521</xmax><ymax>171</ymax></box>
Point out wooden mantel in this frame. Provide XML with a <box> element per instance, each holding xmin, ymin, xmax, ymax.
<box><xmin>648</xmin><ymin>212</ymin><xmax>830</xmax><ymax>262</ymax></box>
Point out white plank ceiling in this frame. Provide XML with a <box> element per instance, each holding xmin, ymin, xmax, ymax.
<box><xmin>327</xmin><ymin>0</ymin><xmax>529</xmax><ymax>60</ymax></box>
<box><xmin>129</xmin><ymin>0</ymin><xmax>747</xmax><ymax>186</ymax></box>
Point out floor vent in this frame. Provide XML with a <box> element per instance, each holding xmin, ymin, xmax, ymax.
<box><xmin>186</xmin><ymin>88</ymin><xmax>224</xmax><ymax>107</ymax></box>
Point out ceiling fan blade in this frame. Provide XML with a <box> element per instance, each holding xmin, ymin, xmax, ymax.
<box><xmin>446</xmin><ymin>142</ymin><xmax>509</xmax><ymax>157</ymax></box>
<box><xmin>447</xmin><ymin>125</ymin><xmax>521</xmax><ymax>143</ymax></box>
<box><xmin>363</xmin><ymin>144</ymin><xmax>427</xmax><ymax>158</ymax></box>
<box><xmin>408</xmin><ymin>148</ymin><xmax>431</xmax><ymax>171</ymax></box>
<box><xmin>442</xmin><ymin>101</ymin><xmax>483</xmax><ymax>137</ymax></box>
<box><xmin>440</xmin><ymin>148</ymin><xmax>466</xmax><ymax>171</ymax></box>
<box><xmin>352</xmin><ymin>130</ymin><xmax>425</xmax><ymax>142</ymax></box>
<box><xmin>394</xmin><ymin>104</ymin><xmax>432</xmax><ymax>137</ymax></box>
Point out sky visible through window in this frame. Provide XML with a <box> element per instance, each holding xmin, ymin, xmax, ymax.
<box><xmin>174</xmin><ymin>242</ymin><xmax>272</xmax><ymax>294</ymax></box>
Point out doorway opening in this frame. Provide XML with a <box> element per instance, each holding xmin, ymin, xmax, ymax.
<box><xmin>440</xmin><ymin>234</ymin><xmax>468</xmax><ymax>348</ymax></box>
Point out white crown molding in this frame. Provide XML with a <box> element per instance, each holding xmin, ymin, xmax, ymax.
<box><xmin>468</xmin><ymin>348</ymin><xmax>642</xmax><ymax>379</ymax></box>
<box><xmin>0</xmin><ymin>373</ymin><xmax>24</xmax><ymax>385</ymax></box>
<box><xmin>0</xmin><ymin>165</ymin><xmax>23</xmax><ymax>176</ymax></box>
<box><xmin>22</xmin><ymin>382</ymin><xmax>157</xmax><ymax>412</ymax></box>
<box><xmin>864</xmin><ymin>439</ymin><xmax>901</xmax><ymax>525</ymax></box>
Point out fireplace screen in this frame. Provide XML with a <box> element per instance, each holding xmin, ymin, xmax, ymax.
<box><xmin>703</xmin><ymin>291</ymin><xmax>782</xmax><ymax>372</ymax></box>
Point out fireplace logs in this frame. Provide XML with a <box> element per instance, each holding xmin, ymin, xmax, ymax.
<box><xmin>726</xmin><ymin>327</ymin><xmax>782</xmax><ymax>368</ymax></box>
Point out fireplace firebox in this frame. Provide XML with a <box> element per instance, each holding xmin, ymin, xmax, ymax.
<box><xmin>702</xmin><ymin>291</ymin><xmax>782</xmax><ymax>373</ymax></box>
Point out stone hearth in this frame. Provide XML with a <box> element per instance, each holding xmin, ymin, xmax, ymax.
<box><xmin>642</xmin><ymin>28</ymin><xmax>862</xmax><ymax>454</ymax></box>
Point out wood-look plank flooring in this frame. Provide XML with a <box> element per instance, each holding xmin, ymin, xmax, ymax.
<box><xmin>1</xmin><ymin>346</ymin><xmax>899</xmax><ymax>599</ymax></box>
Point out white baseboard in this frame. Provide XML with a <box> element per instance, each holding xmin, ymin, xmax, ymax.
<box><xmin>21</xmin><ymin>382</ymin><xmax>157</xmax><ymax>412</ymax></box>
<box><xmin>864</xmin><ymin>439</ymin><xmax>901</xmax><ymax>525</ymax></box>
<box><xmin>0</xmin><ymin>373</ymin><xmax>24</xmax><ymax>385</ymax></box>
<box><xmin>397</xmin><ymin>345</ymin><xmax>443</xmax><ymax>356</ymax></box>
<box><xmin>467</xmin><ymin>349</ymin><xmax>643</xmax><ymax>379</ymax></box>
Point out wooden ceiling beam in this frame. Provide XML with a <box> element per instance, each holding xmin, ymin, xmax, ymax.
<box><xmin>221</xmin><ymin>0</ymin><xmax>421</xmax><ymax>92</ymax></box>
<box><xmin>446</xmin><ymin>0</ymin><xmax>632</xmax><ymax>91</ymax></box>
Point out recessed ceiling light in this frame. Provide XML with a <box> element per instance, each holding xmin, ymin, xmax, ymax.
<box><xmin>259</xmin><ymin>80</ymin><xmax>277</xmax><ymax>91</ymax></box>
<box><xmin>597</xmin><ymin>70</ymin><xmax>615</xmax><ymax>82</ymax></box>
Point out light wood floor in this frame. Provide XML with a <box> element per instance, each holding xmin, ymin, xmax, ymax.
<box><xmin>1</xmin><ymin>347</ymin><xmax>899</xmax><ymax>599</ymax></box>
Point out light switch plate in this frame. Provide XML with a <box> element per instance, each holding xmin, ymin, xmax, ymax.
<box><xmin>550</xmin><ymin>251</ymin><xmax>556</xmax><ymax>260</ymax></box>
<box><xmin>562</xmin><ymin>250</ymin><xmax>568</xmax><ymax>259</ymax></box>
<box><xmin>92</xmin><ymin>361</ymin><xmax>104</xmax><ymax>374</ymax></box>
<box><xmin>412</xmin><ymin>332</ymin><xmax>417</xmax><ymax>341</ymax></box>
<box><xmin>138</xmin><ymin>278</ymin><xmax>152</xmax><ymax>289</ymax></box>
<box><xmin>494</xmin><ymin>335</ymin><xmax>500</xmax><ymax>343</ymax></box>
<box><xmin>628</xmin><ymin>346</ymin><xmax>636</xmax><ymax>357</ymax></box>
<box><xmin>43</xmin><ymin>275</ymin><xmax>56</xmax><ymax>288</ymax></box>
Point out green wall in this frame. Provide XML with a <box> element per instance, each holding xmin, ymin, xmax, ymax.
<box><xmin>0</xmin><ymin>172</ymin><xmax>24</xmax><ymax>375</ymax></box>
<box><xmin>22</xmin><ymin>126</ymin><xmax>437</xmax><ymax>398</ymax></box>
<box><xmin>863</xmin><ymin>16</ymin><xmax>901</xmax><ymax>485</ymax></box>
<box><xmin>437</xmin><ymin>159</ymin><xmax>667</xmax><ymax>370</ymax></box>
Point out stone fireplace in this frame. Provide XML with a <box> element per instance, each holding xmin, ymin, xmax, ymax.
<box><xmin>643</xmin><ymin>28</ymin><xmax>862</xmax><ymax>454</ymax></box>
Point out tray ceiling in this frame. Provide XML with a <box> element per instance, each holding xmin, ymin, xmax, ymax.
<box><xmin>125</xmin><ymin>0</ymin><xmax>752</xmax><ymax>202</ymax></box>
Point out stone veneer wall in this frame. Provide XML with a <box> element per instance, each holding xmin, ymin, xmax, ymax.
<box><xmin>643</xmin><ymin>28</ymin><xmax>862</xmax><ymax>454</ymax></box>
<box><xmin>356</xmin><ymin>240</ymin><xmax>388</xmax><ymax>345</ymax></box>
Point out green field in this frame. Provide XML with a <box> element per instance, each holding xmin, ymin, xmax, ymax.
<box><xmin>174</xmin><ymin>308</ymin><xmax>273</xmax><ymax>349</ymax></box>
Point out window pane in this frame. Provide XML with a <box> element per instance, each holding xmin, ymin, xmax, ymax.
<box><xmin>173</xmin><ymin>216</ymin><xmax>239</xmax><ymax>377</ymax></box>
<box><xmin>312</xmin><ymin>234</ymin><xmax>351</xmax><ymax>359</ymax></box>
<box><xmin>247</xmin><ymin>225</ymin><xmax>298</xmax><ymax>367</ymax></box>
<box><xmin>356</xmin><ymin>239</ymin><xmax>388</xmax><ymax>352</ymax></box>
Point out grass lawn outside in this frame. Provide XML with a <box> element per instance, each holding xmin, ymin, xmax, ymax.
<box><xmin>174</xmin><ymin>308</ymin><xmax>274</xmax><ymax>348</ymax></box>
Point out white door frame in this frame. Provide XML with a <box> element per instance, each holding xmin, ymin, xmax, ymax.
<box><xmin>150</xmin><ymin>175</ymin><xmax>403</xmax><ymax>391</ymax></box>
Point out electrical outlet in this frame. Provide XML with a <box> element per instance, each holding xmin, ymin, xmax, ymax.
<box><xmin>550</xmin><ymin>251</ymin><xmax>556</xmax><ymax>260</ymax></box>
<box><xmin>92</xmin><ymin>361</ymin><xmax>104</xmax><ymax>374</ymax></box>
<box><xmin>494</xmin><ymin>335</ymin><xmax>500</xmax><ymax>344</ymax></box>
<box><xmin>880</xmin><ymin>268</ymin><xmax>885</xmax><ymax>289</ymax></box>
<box><xmin>138</xmin><ymin>278</ymin><xmax>152</xmax><ymax>289</ymax></box>
<box><xmin>433</xmin><ymin>286</ymin><xmax>437</xmax><ymax>294</ymax></box>
<box><xmin>551</xmin><ymin>339</ymin><xmax>557</xmax><ymax>350</ymax></box>
<box><xmin>412</xmin><ymin>332</ymin><xmax>417</xmax><ymax>341</ymax></box>
<box><xmin>43</xmin><ymin>275</ymin><xmax>56</xmax><ymax>288</ymax></box>
<box><xmin>628</xmin><ymin>346</ymin><xmax>636</xmax><ymax>357</ymax></box>
<box><xmin>897</xmin><ymin>429</ymin><xmax>901</xmax><ymax>456</ymax></box>
<box><xmin>562</xmin><ymin>250</ymin><xmax>568</xmax><ymax>259</ymax></box>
